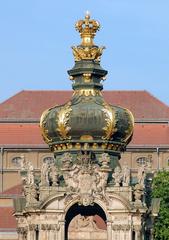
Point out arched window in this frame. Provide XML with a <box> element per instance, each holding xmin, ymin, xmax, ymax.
<box><xmin>136</xmin><ymin>155</ymin><xmax>152</xmax><ymax>166</ymax></box>
<box><xmin>43</xmin><ymin>156</ymin><xmax>54</xmax><ymax>164</ymax></box>
<box><xmin>136</xmin><ymin>157</ymin><xmax>147</xmax><ymax>165</ymax></box>
<box><xmin>11</xmin><ymin>156</ymin><xmax>22</xmax><ymax>167</ymax></box>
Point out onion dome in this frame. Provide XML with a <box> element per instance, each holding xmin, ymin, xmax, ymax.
<box><xmin>40</xmin><ymin>13</ymin><xmax>134</xmax><ymax>155</ymax></box>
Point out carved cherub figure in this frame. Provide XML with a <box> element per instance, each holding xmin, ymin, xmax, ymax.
<box><xmin>112</xmin><ymin>166</ymin><xmax>122</xmax><ymax>186</ymax></box>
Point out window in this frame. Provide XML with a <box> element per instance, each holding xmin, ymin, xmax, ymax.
<box><xmin>11</xmin><ymin>156</ymin><xmax>22</xmax><ymax>167</ymax></box>
<box><xmin>43</xmin><ymin>156</ymin><xmax>54</xmax><ymax>164</ymax></box>
<box><xmin>136</xmin><ymin>156</ymin><xmax>152</xmax><ymax>165</ymax></box>
<box><xmin>136</xmin><ymin>157</ymin><xmax>147</xmax><ymax>165</ymax></box>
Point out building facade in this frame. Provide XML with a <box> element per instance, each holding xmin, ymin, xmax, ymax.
<box><xmin>0</xmin><ymin>13</ymin><xmax>169</xmax><ymax>240</ymax></box>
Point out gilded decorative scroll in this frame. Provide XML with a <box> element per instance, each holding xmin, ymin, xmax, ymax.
<box><xmin>56</xmin><ymin>102</ymin><xmax>72</xmax><ymax>140</ymax></box>
<box><xmin>123</xmin><ymin>108</ymin><xmax>134</xmax><ymax>142</ymax></box>
<box><xmin>40</xmin><ymin>108</ymin><xmax>52</xmax><ymax>144</ymax></box>
<box><xmin>72</xmin><ymin>46</ymin><xmax>105</xmax><ymax>62</ymax></box>
<box><xmin>102</xmin><ymin>102</ymin><xmax>117</xmax><ymax>140</ymax></box>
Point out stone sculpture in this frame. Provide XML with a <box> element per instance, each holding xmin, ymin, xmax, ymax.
<box><xmin>26</xmin><ymin>161</ymin><xmax>34</xmax><ymax>185</ymax></box>
<box><xmin>121</xmin><ymin>164</ymin><xmax>130</xmax><ymax>186</ymax></box>
<box><xmin>137</xmin><ymin>164</ymin><xmax>145</xmax><ymax>186</ymax></box>
<box><xmin>112</xmin><ymin>166</ymin><xmax>122</xmax><ymax>186</ymax></box>
<box><xmin>41</xmin><ymin>161</ymin><xmax>50</xmax><ymax>186</ymax></box>
<box><xmin>69</xmin><ymin>215</ymin><xmax>101</xmax><ymax>231</ymax></box>
<box><xmin>49</xmin><ymin>162</ymin><xmax>59</xmax><ymax>186</ymax></box>
<box><xmin>134</xmin><ymin>184</ymin><xmax>144</xmax><ymax>205</ymax></box>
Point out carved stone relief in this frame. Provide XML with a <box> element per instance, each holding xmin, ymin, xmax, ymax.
<box><xmin>61</xmin><ymin>152</ymin><xmax>111</xmax><ymax>206</ymax></box>
<box><xmin>68</xmin><ymin>214</ymin><xmax>107</xmax><ymax>240</ymax></box>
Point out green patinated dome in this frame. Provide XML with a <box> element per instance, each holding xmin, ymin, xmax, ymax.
<box><xmin>40</xmin><ymin>13</ymin><xmax>134</xmax><ymax>156</ymax></box>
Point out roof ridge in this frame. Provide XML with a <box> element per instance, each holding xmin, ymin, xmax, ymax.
<box><xmin>0</xmin><ymin>90</ymin><xmax>24</xmax><ymax>105</ymax></box>
<box><xmin>22</xmin><ymin>89</ymin><xmax>72</xmax><ymax>92</ymax></box>
<box><xmin>145</xmin><ymin>90</ymin><xmax>169</xmax><ymax>108</ymax></box>
<box><xmin>6</xmin><ymin>90</ymin><xmax>147</xmax><ymax>93</ymax></box>
<box><xmin>103</xmin><ymin>90</ymin><xmax>146</xmax><ymax>92</ymax></box>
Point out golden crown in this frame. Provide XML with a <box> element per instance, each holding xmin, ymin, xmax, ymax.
<box><xmin>72</xmin><ymin>13</ymin><xmax>105</xmax><ymax>62</ymax></box>
<box><xmin>75</xmin><ymin>12</ymin><xmax>100</xmax><ymax>46</ymax></box>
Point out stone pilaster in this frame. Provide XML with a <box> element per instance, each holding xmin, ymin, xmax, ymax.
<box><xmin>107</xmin><ymin>221</ymin><xmax>112</xmax><ymax>240</ymax></box>
<box><xmin>58</xmin><ymin>221</ymin><xmax>65</xmax><ymax>240</ymax></box>
<box><xmin>17</xmin><ymin>227</ymin><xmax>28</xmax><ymax>240</ymax></box>
<box><xmin>134</xmin><ymin>225</ymin><xmax>142</xmax><ymax>240</ymax></box>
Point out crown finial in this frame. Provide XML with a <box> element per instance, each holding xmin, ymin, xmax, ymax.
<box><xmin>72</xmin><ymin>14</ymin><xmax>105</xmax><ymax>62</ymax></box>
<box><xmin>85</xmin><ymin>10</ymin><xmax>90</xmax><ymax>19</ymax></box>
<box><xmin>75</xmin><ymin>13</ymin><xmax>100</xmax><ymax>46</ymax></box>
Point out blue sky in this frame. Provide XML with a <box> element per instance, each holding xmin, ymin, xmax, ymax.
<box><xmin>0</xmin><ymin>0</ymin><xmax>169</xmax><ymax>105</ymax></box>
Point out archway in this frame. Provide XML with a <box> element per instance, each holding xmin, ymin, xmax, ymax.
<box><xmin>65</xmin><ymin>203</ymin><xmax>107</xmax><ymax>240</ymax></box>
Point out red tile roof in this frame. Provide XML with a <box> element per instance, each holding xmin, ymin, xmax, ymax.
<box><xmin>0</xmin><ymin>90</ymin><xmax>169</xmax><ymax>121</ymax></box>
<box><xmin>0</xmin><ymin>123</ymin><xmax>169</xmax><ymax>147</ymax></box>
<box><xmin>130</xmin><ymin>124</ymin><xmax>169</xmax><ymax>146</ymax></box>
<box><xmin>0</xmin><ymin>123</ymin><xmax>45</xmax><ymax>146</ymax></box>
<box><xmin>1</xmin><ymin>185</ymin><xmax>22</xmax><ymax>196</ymax></box>
<box><xmin>0</xmin><ymin>207</ymin><xmax>17</xmax><ymax>229</ymax></box>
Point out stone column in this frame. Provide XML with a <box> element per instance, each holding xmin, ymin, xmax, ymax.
<box><xmin>112</xmin><ymin>225</ymin><xmax>120</xmax><ymax>240</ymax></box>
<box><xmin>50</xmin><ymin>225</ymin><xmax>55</xmax><ymax>240</ymax></box>
<box><xmin>17</xmin><ymin>228</ymin><xmax>24</xmax><ymax>240</ymax></box>
<box><xmin>30</xmin><ymin>230</ymin><xmax>35</xmax><ymax>240</ymax></box>
<box><xmin>31</xmin><ymin>225</ymin><xmax>36</xmax><ymax>240</ymax></box>
<box><xmin>40</xmin><ymin>224</ymin><xmax>47</xmax><ymax>240</ymax></box>
<box><xmin>120</xmin><ymin>227</ymin><xmax>125</xmax><ymax>240</ymax></box>
<box><xmin>107</xmin><ymin>221</ymin><xmax>112</xmax><ymax>240</ymax></box>
<box><xmin>55</xmin><ymin>224</ymin><xmax>60</xmax><ymax>240</ymax></box>
<box><xmin>58</xmin><ymin>221</ymin><xmax>65</xmax><ymax>240</ymax></box>
<box><xmin>46</xmin><ymin>224</ymin><xmax>53</xmax><ymax>239</ymax></box>
<box><xmin>48</xmin><ymin>224</ymin><xmax>59</xmax><ymax>240</ymax></box>
<box><xmin>123</xmin><ymin>225</ymin><xmax>130</xmax><ymax>240</ymax></box>
<box><xmin>134</xmin><ymin>225</ymin><xmax>141</xmax><ymax>240</ymax></box>
<box><xmin>27</xmin><ymin>230</ymin><xmax>32</xmax><ymax>240</ymax></box>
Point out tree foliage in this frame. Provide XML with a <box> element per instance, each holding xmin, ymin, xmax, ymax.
<box><xmin>152</xmin><ymin>171</ymin><xmax>169</xmax><ymax>239</ymax></box>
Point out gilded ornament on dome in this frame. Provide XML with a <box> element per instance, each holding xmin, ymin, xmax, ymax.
<box><xmin>40</xmin><ymin>108</ymin><xmax>52</xmax><ymax>144</ymax></box>
<box><xmin>102</xmin><ymin>102</ymin><xmax>117</xmax><ymax>140</ymax></box>
<box><xmin>123</xmin><ymin>108</ymin><xmax>134</xmax><ymax>142</ymax></box>
<box><xmin>83</xmin><ymin>73</ymin><xmax>91</xmax><ymax>83</ymax></box>
<box><xmin>72</xmin><ymin>46</ymin><xmax>105</xmax><ymax>62</ymax></box>
<box><xmin>56</xmin><ymin>102</ymin><xmax>72</xmax><ymax>140</ymax></box>
<box><xmin>72</xmin><ymin>13</ymin><xmax>105</xmax><ymax>62</ymax></box>
<box><xmin>73</xmin><ymin>88</ymin><xmax>102</xmax><ymax>97</ymax></box>
<box><xmin>75</xmin><ymin>12</ymin><xmax>100</xmax><ymax>46</ymax></box>
<box><xmin>80</xmin><ymin>135</ymin><xmax>93</xmax><ymax>141</ymax></box>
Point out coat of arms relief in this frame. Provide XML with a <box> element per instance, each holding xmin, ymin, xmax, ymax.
<box><xmin>61</xmin><ymin>152</ymin><xmax>111</xmax><ymax>206</ymax></box>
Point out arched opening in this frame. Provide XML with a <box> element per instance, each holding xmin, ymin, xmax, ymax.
<box><xmin>65</xmin><ymin>203</ymin><xmax>107</xmax><ymax>240</ymax></box>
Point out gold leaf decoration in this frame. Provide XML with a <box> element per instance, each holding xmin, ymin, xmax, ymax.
<box><xmin>123</xmin><ymin>108</ymin><xmax>134</xmax><ymax>142</ymax></box>
<box><xmin>72</xmin><ymin>46</ymin><xmax>105</xmax><ymax>62</ymax></box>
<box><xmin>56</xmin><ymin>102</ymin><xmax>72</xmax><ymax>140</ymax></box>
<box><xmin>102</xmin><ymin>102</ymin><xmax>117</xmax><ymax>140</ymax></box>
<box><xmin>73</xmin><ymin>89</ymin><xmax>102</xmax><ymax>97</ymax></box>
<box><xmin>40</xmin><ymin>108</ymin><xmax>52</xmax><ymax>144</ymax></box>
<box><xmin>75</xmin><ymin>13</ymin><xmax>100</xmax><ymax>47</ymax></box>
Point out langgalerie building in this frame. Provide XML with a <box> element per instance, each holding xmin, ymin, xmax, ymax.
<box><xmin>0</xmin><ymin>14</ymin><xmax>169</xmax><ymax>240</ymax></box>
